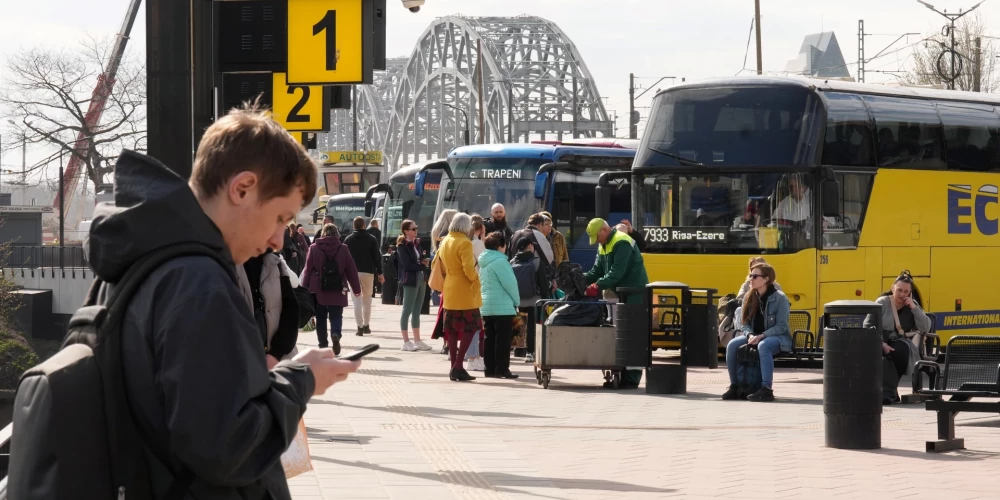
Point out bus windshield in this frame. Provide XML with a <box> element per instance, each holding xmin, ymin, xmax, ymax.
<box><xmin>325</xmin><ymin>197</ymin><xmax>366</xmax><ymax>228</ymax></box>
<box><xmin>634</xmin><ymin>171</ymin><xmax>837</xmax><ymax>254</ymax></box>
<box><xmin>553</xmin><ymin>170</ymin><xmax>632</xmax><ymax>262</ymax></box>
<box><xmin>633</xmin><ymin>85</ymin><xmax>819</xmax><ymax>168</ymax></box>
<box><xmin>440</xmin><ymin>157</ymin><xmax>547</xmax><ymax>229</ymax></box>
<box><xmin>385</xmin><ymin>171</ymin><xmax>442</xmax><ymax>244</ymax></box>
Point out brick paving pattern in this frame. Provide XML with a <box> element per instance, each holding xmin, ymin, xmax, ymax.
<box><xmin>290</xmin><ymin>301</ymin><xmax>1000</xmax><ymax>499</ymax></box>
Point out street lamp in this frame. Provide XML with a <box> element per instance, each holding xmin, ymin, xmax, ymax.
<box><xmin>443</xmin><ymin>103</ymin><xmax>470</xmax><ymax>146</ymax></box>
<box><xmin>916</xmin><ymin>0</ymin><xmax>986</xmax><ymax>89</ymax></box>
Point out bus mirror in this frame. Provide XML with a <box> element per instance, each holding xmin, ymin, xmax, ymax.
<box><xmin>415</xmin><ymin>171</ymin><xmax>427</xmax><ymax>198</ymax></box>
<box><xmin>534</xmin><ymin>172</ymin><xmax>549</xmax><ymax>200</ymax></box>
<box><xmin>595</xmin><ymin>185</ymin><xmax>611</xmax><ymax>220</ymax></box>
<box><xmin>364</xmin><ymin>199</ymin><xmax>374</xmax><ymax>218</ymax></box>
<box><xmin>822</xmin><ymin>178</ymin><xmax>841</xmax><ymax>217</ymax></box>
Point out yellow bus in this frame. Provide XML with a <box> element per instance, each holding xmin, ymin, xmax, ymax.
<box><xmin>618</xmin><ymin>76</ymin><xmax>1000</xmax><ymax>345</ymax></box>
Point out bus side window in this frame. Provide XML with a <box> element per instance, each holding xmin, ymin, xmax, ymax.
<box><xmin>863</xmin><ymin>95</ymin><xmax>946</xmax><ymax>170</ymax></box>
<box><xmin>937</xmin><ymin>102</ymin><xmax>1000</xmax><ymax>172</ymax></box>
<box><xmin>821</xmin><ymin>92</ymin><xmax>876</xmax><ymax>167</ymax></box>
<box><xmin>822</xmin><ymin>173</ymin><xmax>874</xmax><ymax>249</ymax></box>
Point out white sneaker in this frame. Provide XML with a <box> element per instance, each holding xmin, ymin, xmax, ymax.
<box><xmin>401</xmin><ymin>341</ymin><xmax>417</xmax><ymax>352</ymax></box>
<box><xmin>466</xmin><ymin>357</ymin><xmax>486</xmax><ymax>371</ymax></box>
<box><xmin>413</xmin><ymin>340</ymin><xmax>433</xmax><ymax>351</ymax></box>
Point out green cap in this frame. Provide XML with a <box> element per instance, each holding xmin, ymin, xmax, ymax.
<box><xmin>586</xmin><ymin>218</ymin><xmax>606</xmax><ymax>245</ymax></box>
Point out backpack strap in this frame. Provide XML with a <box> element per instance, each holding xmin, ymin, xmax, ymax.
<box><xmin>98</xmin><ymin>242</ymin><xmax>231</xmax><ymax>500</ymax></box>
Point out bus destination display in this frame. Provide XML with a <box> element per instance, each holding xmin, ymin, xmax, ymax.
<box><xmin>643</xmin><ymin>227</ymin><xmax>729</xmax><ymax>244</ymax></box>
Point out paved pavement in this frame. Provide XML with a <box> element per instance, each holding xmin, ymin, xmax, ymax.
<box><xmin>289</xmin><ymin>300</ymin><xmax>1000</xmax><ymax>500</ymax></box>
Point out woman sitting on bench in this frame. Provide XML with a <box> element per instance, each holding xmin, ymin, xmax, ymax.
<box><xmin>723</xmin><ymin>263</ymin><xmax>792</xmax><ymax>402</ymax></box>
<box><xmin>864</xmin><ymin>270</ymin><xmax>931</xmax><ymax>405</ymax></box>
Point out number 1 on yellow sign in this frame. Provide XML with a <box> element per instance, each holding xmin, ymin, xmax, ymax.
<box><xmin>287</xmin><ymin>0</ymin><xmax>368</xmax><ymax>85</ymax></box>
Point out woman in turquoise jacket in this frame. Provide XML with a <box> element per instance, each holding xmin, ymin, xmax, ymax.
<box><xmin>478</xmin><ymin>231</ymin><xmax>521</xmax><ymax>379</ymax></box>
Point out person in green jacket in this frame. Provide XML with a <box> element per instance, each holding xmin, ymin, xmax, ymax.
<box><xmin>584</xmin><ymin>218</ymin><xmax>649</xmax><ymax>388</ymax></box>
<box><xmin>478</xmin><ymin>231</ymin><xmax>522</xmax><ymax>379</ymax></box>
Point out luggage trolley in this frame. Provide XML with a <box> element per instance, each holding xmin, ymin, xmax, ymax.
<box><xmin>532</xmin><ymin>299</ymin><xmax>626</xmax><ymax>389</ymax></box>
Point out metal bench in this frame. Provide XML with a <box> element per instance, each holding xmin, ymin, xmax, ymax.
<box><xmin>912</xmin><ymin>335</ymin><xmax>1000</xmax><ymax>452</ymax></box>
<box><xmin>788</xmin><ymin>310</ymin><xmax>817</xmax><ymax>359</ymax></box>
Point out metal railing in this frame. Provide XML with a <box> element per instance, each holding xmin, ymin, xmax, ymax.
<box><xmin>1</xmin><ymin>422</ymin><xmax>11</xmax><ymax>489</ymax></box>
<box><xmin>0</xmin><ymin>245</ymin><xmax>87</xmax><ymax>270</ymax></box>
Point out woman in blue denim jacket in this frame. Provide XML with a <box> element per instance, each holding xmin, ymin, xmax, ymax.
<box><xmin>722</xmin><ymin>263</ymin><xmax>792</xmax><ymax>402</ymax></box>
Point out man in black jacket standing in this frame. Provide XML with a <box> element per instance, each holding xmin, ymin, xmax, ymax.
<box><xmin>78</xmin><ymin>105</ymin><xmax>359</xmax><ymax>500</ymax></box>
<box><xmin>344</xmin><ymin>216</ymin><xmax>383</xmax><ymax>335</ymax></box>
<box><xmin>484</xmin><ymin>203</ymin><xmax>513</xmax><ymax>246</ymax></box>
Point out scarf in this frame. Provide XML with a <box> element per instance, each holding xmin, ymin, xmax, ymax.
<box><xmin>531</xmin><ymin>228</ymin><xmax>554</xmax><ymax>265</ymax></box>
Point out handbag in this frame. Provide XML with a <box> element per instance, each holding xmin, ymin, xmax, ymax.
<box><xmin>395</xmin><ymin>280</ymin><xmax>405</xmax><ymax>305</ymax></box>
<box><xmin>428</xmin><ymin>254</ymin><xmax>446</xmax><ymax>292</ymax></box>
<box><xmin>890</xmin><ymin>301</ymin><xmax>924</xmax><ymax>371</ymax></box>
<box><xmin>280</xmin><ymin>419</ymin><xmax>313</xmax><ymax>479</ymax></box>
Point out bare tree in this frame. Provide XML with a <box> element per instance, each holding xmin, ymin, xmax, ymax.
<box><xmin>0</xmin><ymin>35</ymin><xmax>145</xmax><ymax>190</ymax></box>
<box><xmin>903</xmin><ymin>13</ymin><xmax>999</xmax><ymax>92</ymax></box>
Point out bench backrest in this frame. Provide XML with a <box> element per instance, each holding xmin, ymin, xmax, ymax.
<box><xmin>789</xmin><ymin>310</ymin><xmax>812</xmax><ymax>349</ymax></box>
<box><xmin>789</xmin><ymin>310</ymin><xmax>811</xmax><ymax>332</ymax></box>
<box><xmin>942</xmin><ymin>336</ymin><xmax>1000</xmax><ymax>393</ymax></box>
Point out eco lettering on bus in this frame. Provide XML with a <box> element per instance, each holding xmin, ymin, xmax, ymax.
<box><xmin>468</xmin><ymin>169</ymin><xmax>523</xmax><ymax>179</ymax></box>
<box><xmin>948</xmin><ymin>184</ymin><xmax>999</xmax><ymax>235</ymax></box>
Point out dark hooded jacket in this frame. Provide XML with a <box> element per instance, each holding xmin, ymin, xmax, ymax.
<box><xmin>302</xmin><ymin>235</ymin><xmax>362</xmax><ymax>307</ymax></box>
<box><xmin>87</xmin><ymin>150</ymin><xmax>315</xmax><ymax>500</ymax></box>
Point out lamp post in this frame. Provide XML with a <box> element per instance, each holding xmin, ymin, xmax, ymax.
<box><xmin>917</xmin><ymin>0</ymin><xmax>986</xmax><ymax>89</ymax></box>
<box><xmin>443</xmin><ymin>103</ymin><xmax>470</xmax><ymax>146</ymax></box>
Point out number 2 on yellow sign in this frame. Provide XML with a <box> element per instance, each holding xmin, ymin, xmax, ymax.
<box><xmin>271</xmin><ymin>73</ymin><xmax>328</xmax><ymax>132</ymax></box>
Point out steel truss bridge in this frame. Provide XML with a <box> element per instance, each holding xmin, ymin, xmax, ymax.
<box><xmin>319</xmin><ymin>15</ymin><xmax>615</xmax><ymax>170</ymax></box>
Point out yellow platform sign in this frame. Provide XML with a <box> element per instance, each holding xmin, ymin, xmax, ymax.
<box><xmin>287</xmin><ymin>0</ymin><xmax>372</xmax><ymax>85</ymax></box>
<box><xmin>272</xmin><ymin>73</ymin><xmax>330</xmax><ymax>132</ymax></box>
<box><xmin>319</xmin><ymin>150</ymin><xmax>383</xmax><ymax>164</ymax></box>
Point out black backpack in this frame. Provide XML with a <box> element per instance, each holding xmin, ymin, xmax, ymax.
<box><xmin>555</xmin><ymin>262</ymin><xmax>586</xmax><ymax>300</ymax></box>
<box><xmin>510</xmin><ymin>257</ymin><xmax>538</xmax><ymax>300</ymax></box>
<box><xmin>320</xmin><ymin>246</ymin><xmax>344</xmax><ymax>292</ymax></box>
<box><xmin>8</xmin><ymin>242</ymin><xmax>229</xmax><ymax>500</ymax></box>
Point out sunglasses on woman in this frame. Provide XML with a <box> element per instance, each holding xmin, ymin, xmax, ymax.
<box><xmin>749</xmin><ymin>274</ymin><xmax>763</xmax><ymax>280</ymax></box>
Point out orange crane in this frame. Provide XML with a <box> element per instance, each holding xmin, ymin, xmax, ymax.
<box><xmin>52</xmin><ymin>0</ymin><xmax>143</xmax><ymax>221</ymax></box>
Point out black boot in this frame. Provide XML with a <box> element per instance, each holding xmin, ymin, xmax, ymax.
<box><xmin>722</xmin><ymin>385</ymin><xmax>740</xmax><ymax>400</ymax></box>
<box><xmin>450</xmin><ymin>368</ymin><xmax>476</xmax><ymax>382</ymax></box>
<box><xmin>332</xmin><ymin>338</ymin><xmax>342</xmax><ymax>356</ymax></box>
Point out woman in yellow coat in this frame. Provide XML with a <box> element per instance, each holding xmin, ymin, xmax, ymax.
<box><xmin>436</xmin><ymin>213</ymin><xmax>483</xmax><ymax>381</ymax></box>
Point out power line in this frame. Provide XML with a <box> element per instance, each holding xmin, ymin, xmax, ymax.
<box><xmin>737</xmin><ymin>18</ymin><xmax>755</xmax><ymax>76</ymax></box>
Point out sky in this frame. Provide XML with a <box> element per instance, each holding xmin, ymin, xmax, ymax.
<box><xmin>1</xmin><ymin>0</ymin><xmax>997</xmax><ymax>175</ymax></box>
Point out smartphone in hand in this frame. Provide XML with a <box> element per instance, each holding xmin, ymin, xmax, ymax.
<box><xmin>335</xmin><ymin>344</ymin><xmax>380</xmax><ymax>361</ymax></box>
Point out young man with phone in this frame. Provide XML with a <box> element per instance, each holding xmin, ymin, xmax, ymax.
<box><xmin>81</xmin><ymin>104</ymin><xmax>361</xmax><ymax>499</ymax></box>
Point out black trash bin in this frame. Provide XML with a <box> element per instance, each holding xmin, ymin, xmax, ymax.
<box><xmin>614</xmin><ymin>288</ymin><xmax>649</xmax><ymax>368</ymax></box>
<box><xmin>420</xmin><ymin>282</ymin><xmax>432</xmax><ymax>315</ymax></box>
<box><xmin>381</xmin><ymin>253</ymin><xmax>398</xmax><ymax>305</ymax></box>
<box><xmin>684</xmin><ymin>288</ymin><xmax>719</xmax><ymax>369</ymax></box>
<box><xmin>822</xmin><ymin>300</ymin><xmax>883</xmax><ymax>450</ymax></box>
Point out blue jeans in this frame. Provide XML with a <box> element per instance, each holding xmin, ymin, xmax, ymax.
<box><xmin>316</xmin><ymin>304</ymin><xmax>344</xmax><ymax>346</ymax></box>
<box><xmin>726</xmin><ymin>334</ymin><xmax>783</xmax><ymax>389</ymax></box>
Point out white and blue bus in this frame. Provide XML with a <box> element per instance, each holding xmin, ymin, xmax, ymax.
<box><xmin>412</xmin><ymin>144</ymin><xmax>636</xmax><ymax>265</ymax></box>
